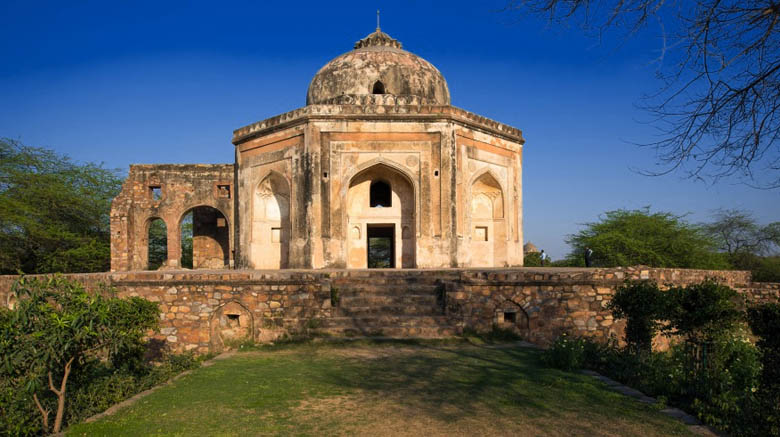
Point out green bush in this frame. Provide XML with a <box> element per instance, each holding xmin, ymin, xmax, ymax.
<box><xmin>607</xmin><ymin>280</ymin><xmax>666</xmax><ymax>353</ymax></box>
<box><xmin>542</xmin><ymin>334</ymin><xmax>587</xmax><ymax>371</ymax></box>
<box><xmin>752</xmin><ymin>256</ymin><xmax>780</xmax><ymax>282</ymax></box>
<box><xmin>664</xmin><ymin>279</ymin><xmax>743</xmax><ymax>344</ymax></box>
<box><xmin>551</xmin><ymin>280</ymin><xmax>770</xmax><ymax>435</ymax></box>
<box><xmin>523</xmin><ymin>252</ymin><xmax>543</xmax><ymax>267</ymax></box>
<box><xmin>747</xmin><ymin>303</ymin><xmax>780</xmax><ymax>436</ymax></box>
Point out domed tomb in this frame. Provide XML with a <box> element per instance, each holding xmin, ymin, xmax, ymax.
<box><xmin>306</xmin><ymin>28</ymin><xmax>451</xmax><ymax>106</ymax></box>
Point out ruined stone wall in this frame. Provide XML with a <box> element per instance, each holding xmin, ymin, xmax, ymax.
<box><xmin>111</xmin><ymin>164</ymin><xmax>235</xmax><ymax>271</ymax></box>
<box><xmin>445</xmin><ymin>267</ymin><xmax>773</xmax><ymax>346</ymax></box>
<box><xmin>1</xmin><ymin>267</ymin><xmax>776</xmax><ymax>354</ymax></box>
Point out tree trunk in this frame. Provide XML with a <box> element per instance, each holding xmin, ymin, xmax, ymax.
<box><xmin>49</xmin><ymin>356</ymin><xmax>74</xmax><ymax>433</ymax></box>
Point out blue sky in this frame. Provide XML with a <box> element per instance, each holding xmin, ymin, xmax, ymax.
<box><xmin>1</xmin><ymin>0</ymin><xmax>778</xmax><ymax>258</ymax></box>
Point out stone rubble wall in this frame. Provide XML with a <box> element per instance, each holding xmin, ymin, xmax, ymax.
<box><xmin>0</xmin><ymin>267</ymin><xmax>777</xmax><ymax>354</ymax></box>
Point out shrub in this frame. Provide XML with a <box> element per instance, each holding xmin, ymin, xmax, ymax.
<box><xmin>747</xmin><ymin>303</ymin><xmax>780</xmax><ymax>436</ymax></box>
<box><xmin>664</xmin><ymin>279</ymin><xmax>743</xmax><ymax>344</ymax></box>
<box><xmin>607</xmin><ymin>280</ymin><xmax>666</xmax><ymax>353</ymax></box>
<box><xmin>543</xmin><ymin>334</ymin><xmax>587</xmax><ymax>371</ymax></box>
<box><xmin>523</xmin><ymin>252</ymin><xmax>543</xmax><ymax>267</ymax></box>
<box><xmin>752</xmin><ymin>256</ymin><xmax>780</xmax><ymax>282</ymax></box>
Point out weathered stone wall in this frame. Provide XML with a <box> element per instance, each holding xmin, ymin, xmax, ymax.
<box><xmin>111</xmin><ymin>164</ymin><xmax>235</xmax><ymax>271</ymax></box>
<box><xmin>1</xmin><ymin>267</ymin><xmax>776</xmax><ymax>354</ymax></box>
<box><xmin>445</xmin><ymin>267</ymin><xmax>774</xmax><ymax>346</ymax></box>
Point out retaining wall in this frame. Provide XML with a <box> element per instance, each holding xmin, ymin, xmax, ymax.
<box><xmin>0</xmin><ymin>267</ymin><xmax>777</xmax><ymax>354</ymax></box>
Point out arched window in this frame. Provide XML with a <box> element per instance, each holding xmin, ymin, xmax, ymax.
<box><xmin>372</xmin><ymin>81</ymin><xmax>385</xmax><ymax>94</ymax></box>
<box><xmin>147</xmin><ymin>218</ymin><xmax>167</xmax><ymax>270</ymax></box>
<box><xmin>370</xmin><ymin>180</ymin><xmax>391</xmax><ymax>207</ymax></box>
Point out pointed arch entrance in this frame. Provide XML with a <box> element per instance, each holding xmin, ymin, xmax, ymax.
<box><xmin>250</xmin><ymin>172</ymin><xmax>291</xmax><ymax>269</ymax></box>
<box><xmin>346</xmin><ymin>163</ymin><xmax>415</xmax><ymax>268</ymax></box>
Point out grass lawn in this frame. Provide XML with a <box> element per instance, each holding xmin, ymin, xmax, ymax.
<box><xmin>67</xmin><ymin>340</ymin><xmax>695</xmax><ymax>436</ymax></box>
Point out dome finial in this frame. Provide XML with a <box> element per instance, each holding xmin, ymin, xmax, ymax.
<box><xmin>376</xmin><ymin>9</ymin><xmax>380</xmax><ymax>31</ymax></box>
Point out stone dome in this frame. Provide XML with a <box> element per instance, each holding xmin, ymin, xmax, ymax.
<box><xmin>306</xmin><ymin>28</ymin><xmax>451</xmax><ymax>106</ymax></box>
<box><xmin>523</xmin><ymin>242</ymin><xmax>539</xmax><ymax>254</ymax></box>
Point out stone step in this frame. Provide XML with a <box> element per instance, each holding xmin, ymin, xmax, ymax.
<box><xmin>318</xmin><ymin>315</ymin><xmax>452</xmax><ymax>328</ymax></box>
<box><xmin>338</xmin><ymin>294</ymin><xmax>439</xmax><ymax>306</ymax></box>
<box><xmin>333</xmin><ymin>284</ymin><xmax>442</xmax><ymax>296</ymax></box>
<box><xmin>319</xmin><ymin>325</ymin><xmax>459</xmax><ymax>338</ymax></box>
<box><xmin>337</xmin><ymin>305</ymin><xmax>443</xmax><ymax>317</ymax></box>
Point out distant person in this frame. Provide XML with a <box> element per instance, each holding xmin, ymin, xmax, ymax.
<box><xmin>584</xmin><ymin>247</ymin><xmax>593</xmax><ymax>267</ymax></box>
<box><xmin>540</xmin><ymin>250</ymin><xmax>549</xmax><ymax>267</ymax></box>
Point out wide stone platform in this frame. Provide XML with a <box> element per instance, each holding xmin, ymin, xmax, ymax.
<box><xmin>1</xmin><ymin>267</ymin><xmax>777</xmax><ymax>354</ymax></box>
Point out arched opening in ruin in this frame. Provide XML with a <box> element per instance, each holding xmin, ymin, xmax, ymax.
<box><xmin>470</xmin><ymin>171</ymin><xmax>506</xmax><ymax>267</ymax></box>
<box><xmin>179</xmin><ymin>206</ymin><xmax>230</xmax><ymax>269</ymax></box>
<box><xmin>372</xmin><ymin>80</ymin><xmax>385</xmax><ymax>94</ymax></box>
<box><xmin>209</xmin><ymin>301</ymin><xmax>253</xmax><ymax>353</ymax></box>
<box><xmin>251</xmin><ymin>172</ymin><xmax>291</xmax><ymax>269</ymax></box>
<box><xmin>146</xmin><ymin>217</ymin><xmax>168</xmax><ymax>270</ymax></box>
<box><xmin>346</xmin><ymin>163</ymin><xmax>415</xmax><ymax>269</ymax></box>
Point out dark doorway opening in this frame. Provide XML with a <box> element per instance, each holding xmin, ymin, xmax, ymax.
<box><xmin>367</xmin><ymin>224</ymin><xmax>395</xmax><ymax>268</ymax></box>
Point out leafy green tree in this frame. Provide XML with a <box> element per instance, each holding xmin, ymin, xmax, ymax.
<box><xmin>0</xmin><ymin>138</ymin><xmax>123</xmax><ymax>274</ymax></box>
<box><xmin>565</xmin><ymin>208</ymin><xmax>728</xmax><ymax>269</ymax></box>
<box><xmin>0</xmin><ymin>276</ymin><xmax>158</xmax><ymax>434</ymax></box>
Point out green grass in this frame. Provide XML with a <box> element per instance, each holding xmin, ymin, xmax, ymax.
<box><xmin>67</xmin><ymin>340</ymin><xmax>695</xmax><ymax>436</ymax></box>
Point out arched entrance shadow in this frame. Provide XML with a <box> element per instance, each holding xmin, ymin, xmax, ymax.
<box><xmin>345</xmin><ymin>163</ymin><xmax>416</xmax><ymax>268</ymax></box>
<box><xmin>180</xmin><ymin>205</ymin><xmax>230</xmax><ymax>269</ymax></box>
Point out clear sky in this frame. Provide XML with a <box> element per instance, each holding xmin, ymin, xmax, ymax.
<box><xmin>1</xmin><ymin>0</ymin><xmax>778</xmax><ymax>259</ymax></box>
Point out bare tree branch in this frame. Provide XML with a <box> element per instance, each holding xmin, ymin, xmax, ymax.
<box><xmin>506</xmin><ymin>0</ymin><xmax>780</xmax><ymax>189</ymax></box>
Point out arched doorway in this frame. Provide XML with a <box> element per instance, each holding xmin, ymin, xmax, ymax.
<box><xmin>179</xmin><ymin>206</ymin><xmax>230</xmax><ymax>269</ymax></box>
<box><xmin>346</xmin><ymin>164</ymin><xmax>415</xmax><ymax>268</ymax></box>
<box><xmin>251</xmin><ymin>172</ymin><xmax>291</xmax><ymax>269</ymax></box>
<box><xmin>470</xmin><ymin>172</ymin><xmax>505</xmax><ymax>267</ymax></box>
<box><xmin>146</xmin><ymin>217</ymin><xmax>167</xmax><ymax>270</ymax></box>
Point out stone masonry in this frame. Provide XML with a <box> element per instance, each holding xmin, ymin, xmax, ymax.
<box><xmin>1</xmin><ymin>267</ymin><xmax>777</xmax><ymax>354</ymax></box>
<box><xmin>110</xmin><ymin>164</ymin><xmax>234</xmax><ymax>271</ymax></box>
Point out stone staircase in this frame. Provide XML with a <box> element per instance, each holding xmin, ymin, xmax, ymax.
<box><xmin>318</xmin><ymin>272</ymin><xmax>459</xmax><ymax>338</ymax></box>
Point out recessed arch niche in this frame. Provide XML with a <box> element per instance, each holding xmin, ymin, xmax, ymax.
<box><xmin>209</xmin><ymin>301</ymin><xmax>253</xmax><ymax>353</ymax></box>
<box><xmin>470</xmin><ymin>171</ymin><xmax>506</xmax><ymax>267</ymax></box>
<box><xmin>251</xmin><ymin>172</ymin><xmax>291</xmax><ymax>269</ymax></box>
